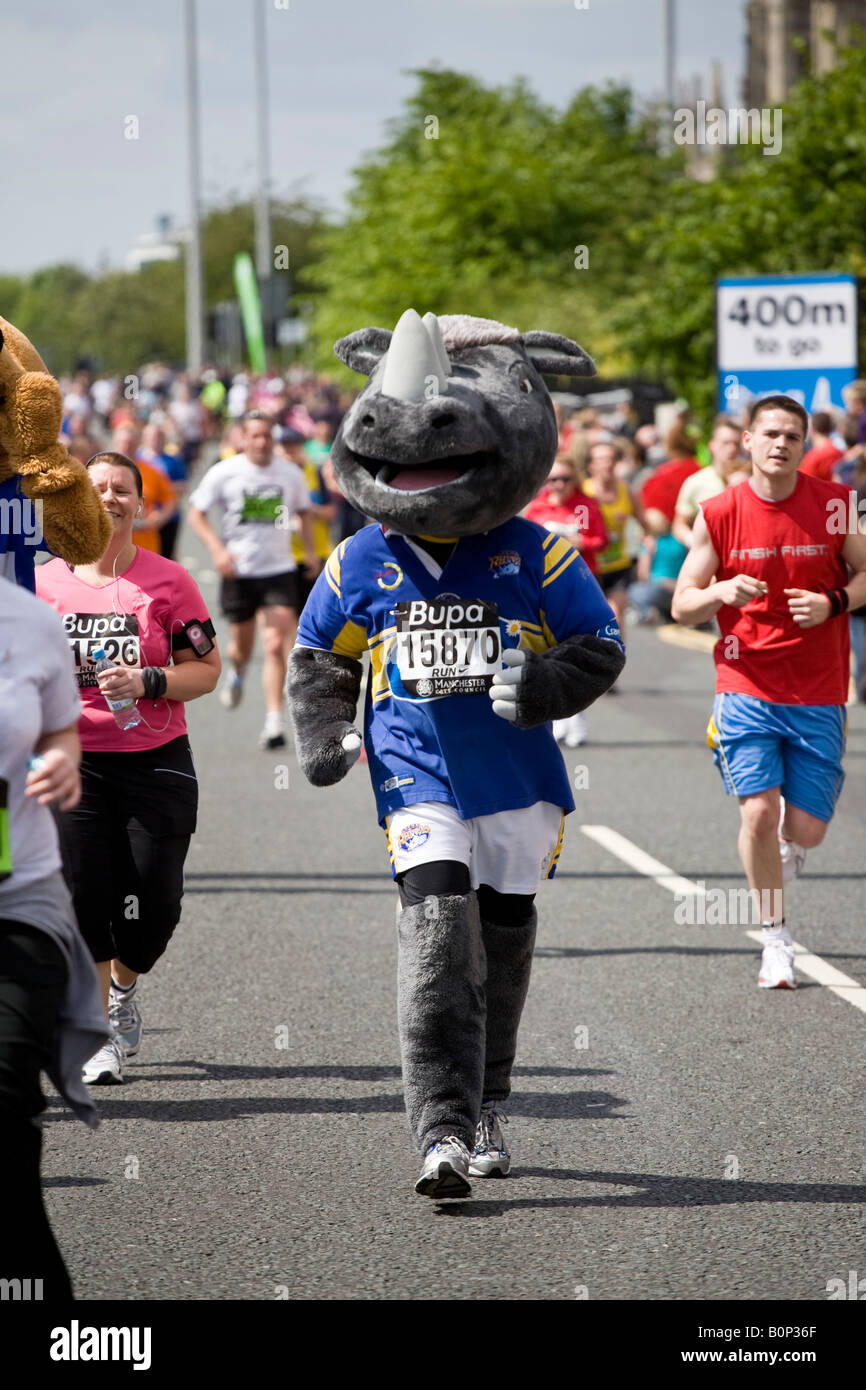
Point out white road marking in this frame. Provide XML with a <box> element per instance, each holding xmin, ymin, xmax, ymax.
<box><xmin>581</xmin><ymin>824</ymin><xmax>866</xmax><ymax>1016</ymax></box>
<box><xmin>579</xmin><ymin>824</ymin><xmax>704</xmax><ymax>898</ymax></box>
<box><xmin>199</xmin><ymin>569</ymin><xmax>217</xmax><ymax>583</ymax></box>
<box><xmin>180</xmin><ymin>554</ymin><xmax>199</xmax><ymax>570</ymax></box>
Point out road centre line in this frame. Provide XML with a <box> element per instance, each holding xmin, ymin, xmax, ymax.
<box><xmin>580</xmin><ymin>824</ymin><xmax>866</xmax><ymax>1016</ymax></box>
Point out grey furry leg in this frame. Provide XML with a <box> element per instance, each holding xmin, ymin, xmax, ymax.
<box><xmin>480</xmin><ymin>908</ymin><xmax>537</xmax><ymax>1103</ymax></box>
<box><xmin>396</xmin><ymin>894</ymin><xmax>486</xmax><ymax>1154</ymax></box>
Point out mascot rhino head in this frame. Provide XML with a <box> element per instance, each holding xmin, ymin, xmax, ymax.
<box><xmin>330</xmin><ymin>309</ymin><xmax>596</xmax><ymax>537</ymax></box>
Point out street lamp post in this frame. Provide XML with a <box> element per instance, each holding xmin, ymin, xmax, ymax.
<box><xmin>184</xmin><ymin>0</ymin><xmax>204</xmax><ymax>372</ymax></box>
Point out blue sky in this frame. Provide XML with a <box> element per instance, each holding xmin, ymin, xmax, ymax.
<box><xmin>0</xmin><ymin>0</ymin><xmax>746</xmax><ymax>274</ymax></box>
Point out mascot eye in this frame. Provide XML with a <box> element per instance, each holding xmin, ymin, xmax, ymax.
<box><xmin>519</xmin><ymin>375</ymin><xmax>533</xmax><ymax>394</ymax></box>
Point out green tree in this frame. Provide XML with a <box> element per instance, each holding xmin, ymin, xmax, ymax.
<box><xmin>613</xmin><ymin>32</ymin><xmax>866</xmax><ymax>420</ymax></box>
<box><xmin>305</xmin><ymin>68</ymin><xmax>675</xmax><ymax>376</ymax></box>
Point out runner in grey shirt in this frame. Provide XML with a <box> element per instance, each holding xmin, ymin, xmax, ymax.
<box><xmin>0</xmin><ymin>574</ymin><xmax>108</xmax><ymax>1299</ymax></box>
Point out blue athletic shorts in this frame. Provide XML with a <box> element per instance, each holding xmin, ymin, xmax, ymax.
<box><xmin>707</xmin><ymin>692</ymin><xmax>847</xmax><ymax>823</ymax></box>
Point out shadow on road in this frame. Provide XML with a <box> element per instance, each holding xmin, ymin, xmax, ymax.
<box><xmin>43</xmin><ymin>1080</ymin><xmax>628</xmax><ymax>1122</ymax></box>
<box><xmin>433</xmin><ymin>1168</ymin><xmax>866</xmax><ymax>1216</ymax></box>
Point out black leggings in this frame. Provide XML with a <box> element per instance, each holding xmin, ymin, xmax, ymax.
<box><xmin>56</xmin><ymin>738</ymin><xmax>197</xmax><ymax>974</ymax></box>
<box><xmin>0</xmin><ymin>920</ymin><xmax>72</xmax><ymax>1301</ymax></box>
<box><xmin>396</xmin><ymin>860</ymin><xmax>535</xmax><ymax>926</ymax></box>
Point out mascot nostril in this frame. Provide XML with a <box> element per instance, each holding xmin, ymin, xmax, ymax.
<box><xmin>0</xmin><ymin>315</ymin><xmax>111</xmax><ymax>588</ymax></box>
<box><xmin>287</xmin><ymin>308</ymin><xmax>625</xmax><ymax>1199</ymax></box>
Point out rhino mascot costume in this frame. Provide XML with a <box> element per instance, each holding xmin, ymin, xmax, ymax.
<box><xmin>287</xmin><ymin>310</ymin><xmax>625</xmax><ymax>1198</ymax></box>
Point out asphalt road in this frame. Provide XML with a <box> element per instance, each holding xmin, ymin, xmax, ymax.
<box><xmin>41</xmin><ymin>526</ymin><xmax>866</xmax><ymax>1305</ymax></box>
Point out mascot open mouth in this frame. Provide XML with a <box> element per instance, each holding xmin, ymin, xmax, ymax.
<box><xmin>348</xmin><ymin>450</ymin><xmax>493</xmax><ymax>493</ymax></box>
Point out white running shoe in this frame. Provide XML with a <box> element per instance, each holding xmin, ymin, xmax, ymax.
<box><xmin>82</xmin><ymin>1032</ymin><xmax>125</xmax><ymax>1084</ymax></box>
<box><xmin>553</xmin><ymin>713</ymin><xmax>587</xmax><ymax>747</ymax></box>
<box><xmin>258</xmin><ymin>713</ymin><xmax>287</xmax><ymax>750</ymax></box>
<box><xmin>563</xmin><ymin>712</ymin><xmax>587</xmax><ymax>748</ymax></box>
<box><xmin>778</xmin><ymin>798</ymin><xmax>806</xmax><ymax>883</ymax></box>
<box><xmin>469</xmin><ymin>1103</ymin><xmax>510</xmax><ymax>1177</ymax></box>
<box><xmin>758</xmin><ymin>940</ymin><xmax>798</xmax><ymax>990</ymax></box>
<box><xmin>414</xmin><ymin>1136</ymin><xmax>472</xmax><ymax>1198</ymax></box>
<box><xmin>109</xmin><ymin>982</ymin><xmax>142</xmax><ymax>1058</ymax></box>
<box><xmin>219</xmin><ymin>670</ymin><xmax>244</xmax><ymax>709</ymax></box>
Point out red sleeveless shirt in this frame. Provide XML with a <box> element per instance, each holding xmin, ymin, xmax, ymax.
<box><xmin>701</xmin><ymin>474</ymin><xmax>850</xmax><ymax>705</ymax></box>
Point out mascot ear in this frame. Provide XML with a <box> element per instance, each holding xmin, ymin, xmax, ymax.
<box><xmin>334</xmin><ymin>326</ymin><xmax>393</xmax><ymax>376</ymax></box>
<box><xmin>523</xmin><ymin>331</ymin><xmax>596</xmax><ymax>379</ymax></box>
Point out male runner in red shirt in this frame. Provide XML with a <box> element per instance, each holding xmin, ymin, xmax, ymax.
<box><xmin>673</xmin><ymin>396</ymin><xmax>866</xmax><ymax>989</ymax></box>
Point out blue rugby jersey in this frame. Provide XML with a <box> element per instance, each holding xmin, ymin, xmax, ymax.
<box><xmin>297</xmin><ymin>517</ymin><xmax>623</xmax><ymax>823</ymax></box>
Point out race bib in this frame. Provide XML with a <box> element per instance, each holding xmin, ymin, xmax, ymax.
<box><xmin>394</xmin><ymin>598</ymin><xmax>501</xmax><ymax>696</ymax></box>
<box><xmin>0</xmin><ymin>777</ymin><xmax>10</xmax><ymax>882</ymax></box>
<box><xmin>240</xmin><ymin>489</ymin><xmax>283</xmax><ymax>523</ymax></box>
<box><xmin>61</xmin><ymin>613</ymin><xmax>141</xmax><ymax>687</ymax></box>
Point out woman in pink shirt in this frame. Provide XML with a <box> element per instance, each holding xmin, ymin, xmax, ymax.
<box><xmin>36</xmin><ymin>452</ymin><xmax>221</xmax><ymax>1084</ymax></box>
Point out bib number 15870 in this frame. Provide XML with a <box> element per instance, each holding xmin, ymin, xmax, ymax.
<box><xmin>394</xmin><ymin>598</ymin><xmax>501</xmax><ymax>696</ymax></box>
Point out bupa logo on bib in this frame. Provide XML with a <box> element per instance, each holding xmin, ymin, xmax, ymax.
<box><xmin>397</xmin><ymin>823</ymin><xmax>431</xmax><ymax>853</ymax></box>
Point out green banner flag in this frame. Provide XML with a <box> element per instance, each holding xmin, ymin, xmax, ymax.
<box><xmin>233</xmin><ymin>252</ymin><xmax>267</xmax><ymax>373</ymax></box>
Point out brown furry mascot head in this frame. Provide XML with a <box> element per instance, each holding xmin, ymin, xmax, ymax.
<box><xmin>0</xmin><ymin>316</ymin><xmax>110</xmax><ymax>587</ymax></box>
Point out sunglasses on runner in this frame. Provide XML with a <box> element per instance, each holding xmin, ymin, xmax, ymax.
<box><xmin>548</xmin><ymin>474</ymin><xmax>572</xmax><ymax>483</ymax></box>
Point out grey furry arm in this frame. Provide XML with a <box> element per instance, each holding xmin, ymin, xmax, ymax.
<box><xmin>286</xmin><ymin>646</ymin><xmax>363</xmax><ymax>786</ymax></box>
<box><xmin>513</xmin><ymin>634</ymin><xmax>625</xmax><ymax>727</ymax></box>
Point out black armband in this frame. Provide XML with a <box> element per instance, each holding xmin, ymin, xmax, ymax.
<box><xmin>142</xmin><ymin>666</ymin><xmax>168</xmax><ymax>700</ymax></box>
<box><xmin>172</xmin><ymin>618</ymin><xmax>216</xmax><ymax>656</ymax></box>
<box><xmin>823</xmin><ymin>588</ymin><xmax>849</xmax><ymax>618</ymax></box>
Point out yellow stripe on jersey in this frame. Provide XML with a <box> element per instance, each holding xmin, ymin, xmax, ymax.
<box><xmin>323</xmin><ymin>540</ymin><xmax>348</xmax><ymax>598</ymax></box>
<box><xmin>541</xmin><ymin>530</ymin><xmax>557</xmax><ymax>551</ymax></box>
<box><xmin>369</xmin><ymin>627</ymin><xmax>397</xmax><ymax>703</ymax></box>
<box><xmin>543</xmin><ymin>536</ymin><xmax>571</xmax><ymax>574</ymax></box>
<box><xmin>519</xmin><ymin>629</ymin><xmax>548</xmax><ymax>655</ymax></box>
<box><xmin>537</xmin><ymin>610</ymin><xmax>557</xmax><ymax>649</ymax></box>
<box><xmin>324</xmin><ymin>555</ymin><xmax>341</xmax><ymax>600</ymax></box>
<box><xmin>542</xmin><ymin>548</ymin><xmax>578</xmax><ymax>588</ymax></box>
<box><xmin>384</xmin><ymin>816</ymin><xmax>395</xmax><ymax>866</ymax></box>
<box><xmin>331</xmin><ymin>619</ymin><xmax>367</xmax><ymax>660</ymax></box>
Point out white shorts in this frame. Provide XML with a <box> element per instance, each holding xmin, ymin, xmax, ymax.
<box><xmin>384</xmin><ymin>800</ymin><xmax>566</xmax><ymax>895</ymax></box>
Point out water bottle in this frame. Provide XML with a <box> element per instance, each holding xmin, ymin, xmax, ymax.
<box><xmin>92</xmin><ymin>648</ymin><xmax>142</xmax><ymax>730</ymax></box>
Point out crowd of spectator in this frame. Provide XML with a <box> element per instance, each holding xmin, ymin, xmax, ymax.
<box><xmin>54</xmin><ymin>361</ymin><xmax>866</xmax><ymax>702</ymax></box>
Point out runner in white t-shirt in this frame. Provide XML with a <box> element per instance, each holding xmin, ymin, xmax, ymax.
<box><xmin>187</xmin><ymin>411</ymin><xmax>319</xmax><ymax>748</ymax></box>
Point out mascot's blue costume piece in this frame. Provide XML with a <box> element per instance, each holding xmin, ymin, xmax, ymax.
<box><xmin>287</xmin><ymin>310</ymin><xmax>625</xmax><ymax>1198</ymax></box>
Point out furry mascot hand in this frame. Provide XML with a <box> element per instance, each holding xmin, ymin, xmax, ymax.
<box><xmin>490</xmin><ymin>633</ymin><xmax>625</xmax><ymax>726</ymax></box>
<box><xmin>286</xmin><ymin>646</ymin><xmax>363</xmax><ymax>786</ymax></box>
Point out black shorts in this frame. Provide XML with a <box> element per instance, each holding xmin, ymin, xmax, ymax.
<box><xmin>220</xmin><ymin>571</ymin><xmax>300</xmax><ymax>623</ymax></box>
<box><xmin>597</xmin><ymin>564</ymin><xmax>635</xmax><ymax>596</ymax></box>
<box><xmin>55</xmin><ymin>736</ymin><xmax>197</xmax><ymax>974</ymax></box>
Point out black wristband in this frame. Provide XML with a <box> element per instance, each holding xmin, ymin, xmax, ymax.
<box><xmin>822</xmin><ymin>588</ymin><xmax>849</xmax><ymax>618</ymax></box>
<box><xmin>823</xmin><ymin>588</ymin><xmax>841</xmax><ymax>617</ymax></box>
<box><xmin>142</xmin><ymin>667</ymin><xmax>168</xmax><ymax>700</ymax></box>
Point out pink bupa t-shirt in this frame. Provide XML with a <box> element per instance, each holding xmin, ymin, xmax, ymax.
<box><xmin>36</xmin><ymin>549</ymin><xmax>213</xmax><ymax>752</ymax></box>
